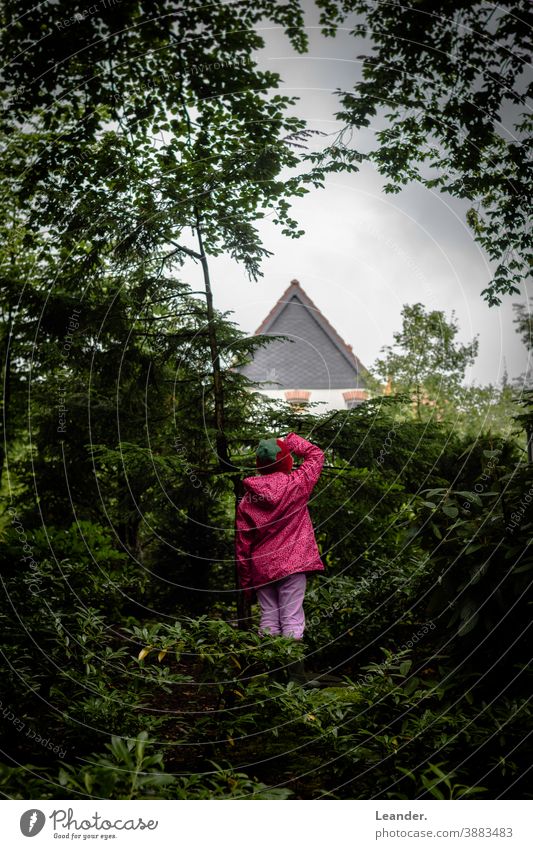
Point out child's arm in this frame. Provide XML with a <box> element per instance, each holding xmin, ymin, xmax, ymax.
<box><xmin>284</xmin><ymin>432</ymin><xmax>324</xmax><ymax>496</ymax></box>
<box><xmin>235</xmin><ymin>497</ymin><xmax>255</xmax><ymax>600</ymax></box>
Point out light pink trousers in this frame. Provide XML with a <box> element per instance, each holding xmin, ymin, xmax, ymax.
<box><xmin>256</xmin><ymin>572</ymin><xmax>307</xmax><ymax>639</ymax></box>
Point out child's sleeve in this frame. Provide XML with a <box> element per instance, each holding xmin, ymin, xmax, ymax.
<box><xmin>235</xmin><ymin>497</ymin><xmax>256</xmax><ymax>598</ymax></box>
<box><xmin>284</xmin><ymin>432</ymin><xmax>324</xmax><ymax>497</ymax></box>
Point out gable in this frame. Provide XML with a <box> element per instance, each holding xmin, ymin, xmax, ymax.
<box><xmin>239</xmin><ymin>291</ymin><xmax>366</xmax><ymax>390</ymax></box>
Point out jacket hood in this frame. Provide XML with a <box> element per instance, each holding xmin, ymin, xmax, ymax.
<box><xmin>242</xmin><ymin>472</ymin><xmax>290</xmax><ymax>506</ymax></box>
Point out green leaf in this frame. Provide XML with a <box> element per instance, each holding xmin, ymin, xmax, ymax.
<box><xmin>457</xmin><ymin>491</ymin><xmax>482</xmax><ymax>506</ymax></box>
<box><xmin>512</xmin><ymin>561</ymin><xmax>533</xmax><ymax>574</ymax></box>
<box><xmin>428</xmin><ymin>763</ymin><xmax>450</xmax><ymax>781</ymax></box>
<box><xmin>457</xmin><ymin>610</ymin><xmax>479</xmax><ymax>637</ymax></box>
<box><xmin>431</xmin><ymin>522</ymin><xmax>442</xmax><ymax>539</ymax></box>
<box><xmin>110</xmin><ymin>736</ymin><xmax>131</xmax><ymax>764</ymax></box>
<box><xmin>464</xmin><ymin>543</ymin><xmax>484</xmax><ymax>555</ymax></box>
<box><xmin>399</xmin><ymin>660</ymin><xmax>412</xmax><ymax>676</ymax></box>
<box><xmin>135</xmin><ymin>731</ymin><xmax>148</xmax><ymax>763</ymax></box>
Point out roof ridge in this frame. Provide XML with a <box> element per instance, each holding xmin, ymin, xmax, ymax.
<box><xmin>254</xmin><ymin>279</ymin><xmax>368</xmax><ymax>376</ymax></box>
<box><xmin>254</xmin><ymin>280</ymin><xmax>298</xmax><ymax>335</ymax></box>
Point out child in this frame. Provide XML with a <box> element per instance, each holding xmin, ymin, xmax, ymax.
<box><xmin>235</xmin><ymin>432</ymin><xmax>326</xmax><ymax>685</ymax></box>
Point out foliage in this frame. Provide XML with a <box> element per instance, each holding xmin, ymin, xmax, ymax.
<box><xmin>316</xmin><ymin>0</ymin><xmax>532</xmax><ymax>304</ymax></box>
<box><xmin>0</xmin><ymin>732</ymin><xmax>293</xmax><ymax>800</ymax></box>
<box><xmin>454</xmin><ymin>380</ymin><xmax>521</xmax><ymax>441</ymax></box>
<box><xmin>0</xmin><ymin>0</ymin><xmax>530</xmax><ymax>804</ymax></box>
<box><xmin>419</xmin><ymin>455</ymin><xmax>532</xmax><ymax>654</ymax></box>
<box><xmin>373</xmin><ymin>302</ymin><xmax>479</xmax><ymax>421</ymax></box>
<box><xmin>396</xmin><ymin>763</ymin><xmax>488</xmax><ymax>800</ymax></box>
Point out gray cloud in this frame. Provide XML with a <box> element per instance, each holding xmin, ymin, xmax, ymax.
<box><xmin>193</xmin><ymin>7</ymin><xmax>531</xmax><ymax>388</ymax></box>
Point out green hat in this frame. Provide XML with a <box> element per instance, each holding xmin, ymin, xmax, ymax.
<box><xmin>256</xmin><ymin>438</ymin><xmax>282</xmax><ymax>464</ymax></box>
<box><xmin>255</xmin><ymin>437</ymin><xmax>293</xmax><ymax>474</ymax></box>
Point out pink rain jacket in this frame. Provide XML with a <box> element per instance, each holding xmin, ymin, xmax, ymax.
<box><xmin>235</xmin><ymin>432</ymin><xmax>325</xmax><ymax>594</ymax></box>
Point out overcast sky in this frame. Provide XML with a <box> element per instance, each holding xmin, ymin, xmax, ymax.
<box><xmin>188</xmin><ymin>3</ymin><xmax>531</xmax><ymax>388</ymax></box>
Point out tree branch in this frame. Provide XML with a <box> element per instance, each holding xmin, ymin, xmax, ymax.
<box><xmin>164</xmin><ymin>242</ymin><xmax>203</xmax><ymax>262</ymax></box>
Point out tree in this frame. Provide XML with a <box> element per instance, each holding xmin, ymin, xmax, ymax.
<box><xmin>316</xmin><ymin>0</ymin><xmax>532</xmax><ymax>305</ymax></box>
<box><xmin>513</xmin><ymin>299</ymin><xmax>533</xmax><ymax>385</ymax></box>
<box><xmin>2</xmin><ymin>0</ymin><xmax>301</xmax><ymax>461</ymax></box>
<box><xmin>372</xmin><ymin>302</ymin><xmax>479</xmax><ymax>420</ymax></box>
<box><xmin>454</xmin><ymin>380</ymin><xmax>518</xmax><ymax>439</ymax></box>
<box><xmin>1</xmin><ymin>1</ymin><xmax>356</xmax><ymax>625</ymax></box>
<box><xmin>511</xmin><ymin>299</ymin><xmax>533</xmax><ymax>459</ymax></box>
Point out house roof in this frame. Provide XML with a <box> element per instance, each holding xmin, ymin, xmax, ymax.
<box><xmin>254</xmin><ymin>279</ymin><xmax>368</xmax><ymax>377</ymax></box>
